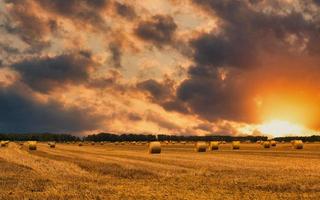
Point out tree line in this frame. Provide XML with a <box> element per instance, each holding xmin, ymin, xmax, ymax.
<box><xmin>0</xmin><ymin>133</ymin><xmax>80</xmax><ymax>142</ymax></box>
<box><xmin>85</xmin><ymin>133</ymin><xmax>268</xmax><ymax>142</ymax></box>
<box><xmin>0</xmin><ymin>132</ymin><xmax>319</xmax><ymax>142</ymax></box>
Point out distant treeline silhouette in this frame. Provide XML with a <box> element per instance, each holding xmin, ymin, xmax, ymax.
<box><xmin>0</xmin><ymin>132</ymin><xmax>319</xmax><ymax>142</ymax></box>
<box><xmin>273</xmin><ymin>135</ymin><xmax>320</xmax><ymax>142</ymax></box>
<box><xmin>85</xmin><ymin>133</ymin><xmax>268</xmax><ymax>142</ymax></box>
<box><xmin>0</xmin><ymin>133</ymin><xmax>79</xmax><ymax>142</ymax></box>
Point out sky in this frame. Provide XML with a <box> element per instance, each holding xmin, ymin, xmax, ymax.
<box><xmin>0</xmin><ymin>0</ymin><xmax>320</xmax><ymax>137</ymax></box>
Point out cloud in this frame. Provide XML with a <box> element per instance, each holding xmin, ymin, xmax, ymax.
<box><xmin>0</xmin><ymin>84</ymin><xmax>103</xmax><ymax>133</ymax></box>
<box><xmin>36</xmin><ymin>0</ymin><xmax>109</xmax><ymax>30</ymax></box>
<box><xmin>135</xmin><ymin>15</ymin><xmax>177</xmax><ymax>47</ymax></box>
<box><xmin>108</xmin><ymin>42</ymin><xmax>122</xmax><ymax>68</ymax></box>
<box><xmin>2</xmin><ymin>0</ymin><xmax>56</xmax><ymax>50</ymax></box>
<box><xmin>137</xmin><ymin>78</ymin><xmax>189</xmax><ymax>114</ymax></box>
<box><xmin>146</xmin><ymin>110</ymin><xmax>181</xmax><ymax>130</ymax></box>
<box><xmin>166</xmin><ymin>0</ymin><xmax>320</xmax><ymax>126</ymax></box>
<box><xmin>12</xmin><ymin>51</ymin><xmax>95</xmax><ymax>93</ymax></box>
<box><xmin>2</xmin><ymin>0</ymin><xmax>320</xmax><ymax>135</ymax></box>
<box><xmin>190</xmin><ymin>0</ymin><xmax>316</xmax><ymax>69</ymax></box>
<box><xmin>313</xmin><ymin>0</ymin><xmax>320</xmax><ymax>5</ymax></box>
<box><xmin>115</xmin><ymin>2</ymin><xmax>136</xmax><ymax>20</ymax></box>
<box><xmin>127</xmin><ymin>112</ymin><xmax>143</xmax><ymax>121</ymax></box>
<box><xmin>131</xmin><ymin>0</ymin><xmax>320</xmax><ymax>131</ymax></box>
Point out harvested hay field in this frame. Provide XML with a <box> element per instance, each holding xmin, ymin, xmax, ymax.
<box><xmin>0</xmin><ymin>142</ymin><xmax>319</xmax><ymax>199</ymax></box>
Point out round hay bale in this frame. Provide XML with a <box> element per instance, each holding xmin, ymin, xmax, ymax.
<box><xmin>263</xmin><ymin>141</ymin><xmax>270</xmax><ymax>148</ymax></box>
<box><xmin>270</xmin><ymin>140</ymin><xmax>277</xmax><ymax>147</ymax></box>
<box><xmin>100</xmin><ymin>141</ymin><xmax>104</xmax><ymax>145</ymax></box>
<box><xmin>91</xmin><ymin>142</ymin><xmax>95</xmax><ymax>145</ymax></box>
<box><xmin>1</xmin><ymin>141</ymin><xmax>8</xmax><ymax>147</ymax></box>
<box><xmin>78</xmin><ymin>142</ymin><xmax>83</xmax><ymax>146</ymax></box>
<box><xmin>195</xmin><ymin>142</ymin><xmax>207</xmax><ymax>152</ymax></box>
<box><xmin>148</xmin><ymin>141</ymin><xmax>161</xmax><ymax>154</ymax></box>
<box><xmin>293</xmin><ymin>140</ymin><xmax>303</xmax><ymax>149</ymax></box>
<box><xmin>232</xmin><ymin>141</ymin><xmax>240</xmax><ymax>150</ymax></box>
<box><xmin>28</xmin><ymin>141</ymin><xmax>37</xmax><ymax>150</ymax></box>
<box><xmin>48</xmin><ymin>142</ymin><xmax>56</xmax><ymax>148</ymax></box>
<box><xmin>209</xmin><ymin>141</ymin><xmax>219</xmax><ymax>151</ymax></box>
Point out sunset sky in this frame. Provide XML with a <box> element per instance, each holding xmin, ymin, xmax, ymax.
<box><xmin>1</xmin><ymin>0</ymin><xmax>320</xmax><ymax>137</ymax></box>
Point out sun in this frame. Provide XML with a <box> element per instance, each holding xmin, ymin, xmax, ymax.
<box><xmin>258</xmin><ymin>119</ymin><xmax>305</xmax><ymax>137</ymax></box>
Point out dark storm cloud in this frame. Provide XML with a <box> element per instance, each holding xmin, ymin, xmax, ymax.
<box><xmin>115</xmin><ymin>2</ymin><xmax>136</xmax><ymax>20</ymax></box>
<box><xmin>135</xmin><ymin>15</ymin><xmax>177</xmax><ymax>47</ymax></box>
<box><xmin>137</xmin><ymin>79</ymin><xmax>172</xmax><ymax>101</ymax></box>
<box><xmin>12</xmin><ymin>51</ymin><xmax>94</xmax><ymax>93</ymax></box>
<box><xmin>190</xmin><ymin>0</ymin><xmax>315</xmax><ymax>68</ymax></box>
<box><xmin>147</xmin><ymin>0</ymin><xmax>320</xmax><ymax>125</ymax></box>
<box><xmin>177</xmin><ymin>67</ymin><xmax>257</xmax><ymax>123</ymax></box>
<box><xmin>137</xmin><ymin>79</ymin><xmax>189</xmax><ymax>114</ymax></box>
<box><xmin>0</xmin><ymin>85</ymin><xmax>103</xmax><ymax>133</ymax></box>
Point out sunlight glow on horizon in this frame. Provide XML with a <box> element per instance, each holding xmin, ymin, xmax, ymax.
<box><xmin>258</xmin><ymin>119</ymin><xmax>314</xmax><ymax>138</ymax></box>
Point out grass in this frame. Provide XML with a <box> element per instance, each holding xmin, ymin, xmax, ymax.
<box><xmin>0</xmin><ymin>142</ymin><xmax>319</xmax><ymax>199</ymax></box>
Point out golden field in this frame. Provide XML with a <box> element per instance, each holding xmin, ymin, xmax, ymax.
<box><xmin>0</xmin><ymin>142</ymin><xmax>319</xmax><ymax>200</ymax></box>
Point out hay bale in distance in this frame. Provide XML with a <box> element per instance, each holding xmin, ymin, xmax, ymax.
<box><xmin>263</xmin><ymin>141</ymin><xmax>270</xmax><ymax>148</ymax></box>
<box><xmin>270</xmin><ymin>140</ymin><xmax>277</xmax><ymax>147</ymax></box>
<box><xmin>149</xmin><ymin>141</ymin><xmax>161</xmax><ymax>154</ymax></box>
<box><xmin>48</xmin><ymin>142</ymin><xmax>56</xmax><ymax>148</ymax></box>
<box><xmin>195</xmin><ymin>142</ymin><xmax>207</xmax><ymax>152</ymax></box>
<box><xmin>293</xmin><ymin>140</ymin><xmax>303</xmax><ymax>149</ymax></box>
<box><xmin>28</xmin><ymin>141</ymin><xmax>37</xmax><ymax>150</ymax></box>
<box><xmin>1</xmin><ymin>141</ymin><xmax>9</xmax><ymax>147</ymax></box>
<box><xmin>78</xmin><ymin>142</ymin><xmax>83</xmax><ymax>146</ymax></box>
<box><xmin>232</xmin><ymin>141</ymin><xmax>240</xmax><ymax>150</ymax></box>
<box><xmin>209</xmin><ymin>141</ymin><xmax>219</xmax><ymax>151</ymax></box>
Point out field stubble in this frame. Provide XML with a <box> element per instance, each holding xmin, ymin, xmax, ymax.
<box><xmin>0</xmin><ymin>142</ymin><xmax>319</xmax><ymax>200</ymax></box>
